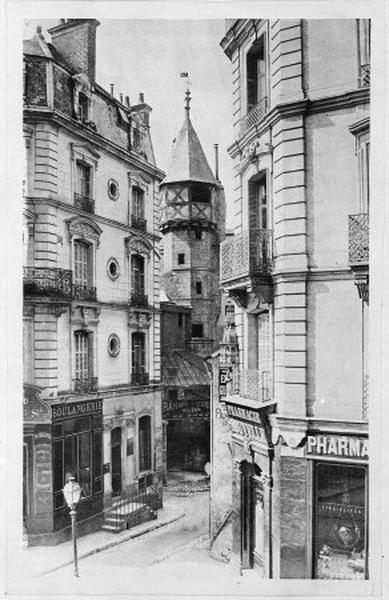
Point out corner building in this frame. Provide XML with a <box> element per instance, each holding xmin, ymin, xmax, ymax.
<box><xmin>23</xmin><ymin>20</ymin><xmax>165</xmax><ymax>543</ymax></box>
<box><xmin>211</xmin><ymin>19</ymin><xmax>370</xmax><ymax>579</ymax></box>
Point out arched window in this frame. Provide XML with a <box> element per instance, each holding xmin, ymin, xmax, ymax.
<box><xmin>138</xmin><ymin>415</ymin><xmax>152</xmax><ymax>472</ymax></box>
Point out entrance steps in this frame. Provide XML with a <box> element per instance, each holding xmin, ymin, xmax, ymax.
<box><xmin>101</xmin><ymin>498</ymin><xmax>157</xmax><ymax>533</ymax></box>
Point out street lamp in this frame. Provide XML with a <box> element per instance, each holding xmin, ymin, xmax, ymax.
<box><xmin>63</xmin><ymin>476</ymin><xmax>82</xmax><ymax>577</ymax></box>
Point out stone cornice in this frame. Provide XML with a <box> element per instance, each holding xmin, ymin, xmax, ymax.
<box><xmin>271</xmin><ymin>415</ymin><xmax>368</xmax><ymax>448</ymax></box>
<box><xmin>24</xmin><ymin>108</ymin><xmax>166</xmax><ymax>181</ymax></box>
<box><xmin>228</xmin><ymin>88</ymin><xmax>369</xmax><ymax>159</ymax></box>
<box><xmin>26</xmin><ymin>196</ymin><xmax>161</xmax><ymax>242</ymax></box>
<box><xmin>273</xmin><ymin>267</ymin><xmax>354</xmax><ymax>283</ymax></box>
<box><xmin>220</xmin><ymin>19</ymin><xmax>262</xmax><ymax>60</ymax></box>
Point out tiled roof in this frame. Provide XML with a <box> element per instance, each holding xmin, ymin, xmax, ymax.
<box><xmin>162</xmin><ymin>113</ymin><xmax>216</xmax><ymax>186</ymax></box>
<box><xmin>162</xmin><ymin>350</ymin><xmax>210</xmax><ymax>388</ymax></box>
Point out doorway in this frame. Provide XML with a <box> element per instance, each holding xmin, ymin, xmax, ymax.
<box><xmin>111</xmin><ymin>427</ymin><xmax>122</xmax><ymax>497</ymax></box>
<box><xmin>240</xmin><ymin>461</ymin><xmax>262</xmax><ymax>569</ymax></box>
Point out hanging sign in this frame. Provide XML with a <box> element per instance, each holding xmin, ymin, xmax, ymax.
<box><xmin>219</xmin><ymin>367</ymin><xmax>232</xmax><ymax>398</ymax></box>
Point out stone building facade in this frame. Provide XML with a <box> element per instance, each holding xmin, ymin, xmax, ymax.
<box><xmin>23</xmin><ymin>19</ymin><xmax>165</xmax><ymax>544</ymax></box>
<box><xmin>211</xmin><ymin>19</ymin><xmax>370</xmax><ymax>579</ymax></box>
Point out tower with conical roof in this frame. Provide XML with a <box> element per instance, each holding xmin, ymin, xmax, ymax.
<box><xmin>160</xmin><ymin>89</ymin><xmax>225</xmax><ymax>357</ymax></box>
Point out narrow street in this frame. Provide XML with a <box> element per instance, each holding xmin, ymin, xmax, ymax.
<box><xmin>8</xmin><ymin>474</ymin><xmax>255</xmax><ymax>596</ymax></box>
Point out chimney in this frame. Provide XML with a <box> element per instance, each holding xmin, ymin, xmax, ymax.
<box><xmin>110</xmin><ymin>83</ymin><xmax>114</xmax><ymax>97</ymax></box>
<box><xmin>119</xmin><ymin>93</ymin><xmax>123</xmax><ymax>104</ymax></box>
<box><xmin>48</xmin><ymin>19</ymin><xmax>100</xmax><ymax>83</ymax></box>
<box><xmin>125</xmin><ymin>96</ymin><xmax>130</xmax><ymax>107</ymax></box>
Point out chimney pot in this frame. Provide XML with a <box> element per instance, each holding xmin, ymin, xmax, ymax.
<box><xmin>110</xmin><ymin>84</ymin><xmax>114</xmax><ymax>97</ymax></box>
<box><xmin>139</xmin><ymin>93</ymin><xmax>144</xmax><ymax>103</ymax></box>
<box><xmin>125</xmin><ymin>96</ymin><xmax>130</xmax><ymax>107</ymax></box>
<box><xmin>119</xmin><ymin>93</ymin><xmax>123</xmax><ymax>104</ymax></box>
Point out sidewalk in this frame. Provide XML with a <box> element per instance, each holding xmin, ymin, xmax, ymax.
<box><xmin>19</xmin><ymin>499</ymin><xmax>185</xmax><ymax>578</ymax></box>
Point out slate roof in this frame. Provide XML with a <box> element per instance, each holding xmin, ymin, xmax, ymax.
<box><xmin>162</xmin><ymin>350</ymin><xmax>210</xmax><ymax>388</ymax></box>
<box><xmin>162</xmin><ymin>111</ymin><xmax>216</xmax><ymax>186</ymax></box>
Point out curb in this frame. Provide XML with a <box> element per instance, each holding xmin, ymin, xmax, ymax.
<box><xmin>35</xmin><ymin>511</ymin><xmax>186</xmax><ymax>577</ymax></box>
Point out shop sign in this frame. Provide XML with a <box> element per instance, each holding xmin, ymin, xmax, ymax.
<box><xmin>219</xmin><ymin>367</ymin><xmax>232</xmax><ymax>398</ymax></box>
<box><xmin>230</xmin><ymin>418</ymin><xmax>265</xmax><ymax>441</ymax></box>
<box><xmin>34</xmin><ymin>433</ymin><xmax>52</xmax><ymax>513</ymax></box>
<box><xmin>162</xmin><ymin>398</ymin><xmax>209</xmax><ymax>420</ymax></box>
<box><xmin>306</xmin><ymin>434</ymin><xmax>368</xmax><ymax>460</ymax></box>
<box><xmin>24</xmin><ymin>385</ymin><xmax>50</xmax><ymax>423</ymax></box>
<box><xmin>226</xmin><ymin>403</ymin><xmax>262</xmax><ymax>424</ymax></box>
<box><xmin>52</xmin><ymin>399</ymin><xmax>103</xmax><ymax>420</ymax></box>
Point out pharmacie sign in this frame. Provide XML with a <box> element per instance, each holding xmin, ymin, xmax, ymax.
<box><xmin>306</xmin><ymin>434</ymin><xmax>368</xmax><ymax>461</ymax></box>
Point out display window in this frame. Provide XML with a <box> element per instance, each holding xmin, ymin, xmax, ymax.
<box><xmin>314</xmin><ymin>462</ymin><xmax>367</xmax><ymax>580</ymax></box>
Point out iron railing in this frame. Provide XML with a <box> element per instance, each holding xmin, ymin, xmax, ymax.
<box><xmin>73</xmin><ymin>284</ymin><xmax>97</xmax><ymax>302</ymax></box>
<box><xmin>74</xmin><ymin>192</ymin><xmax>95</xmax><ymax>214</ymax></box>
<box><xmin>348</xmin><ymin>213</ymin><xmax>369</xmax><ymax>265</ymax></box>
<box><xmin>130</xmin><ymin>292</ymin><xmax>149</xmax><ymax>308</ymax></box>
<box><xmin>131</xmin><ymin>371</ymin><xmax>149</xmax><ymax>386</ymax></box>
<box><xmin>23</xmin><ymin>267</ymin><xmax>73</xmax><ymax>298</ymax></box>
<box><xmin>238</xmin><ymin>368</ymin><xmax>273</xmax><ymax>403</ymax></box>
<box><xmin>110</xmin><ymin>483</ymin><xmax>160</xmax><ymax>532</ymax></box>
<box><xmin>72</xmin><ymin>377</ymin><xmax>98</xmax><ymax>393</ymax></box>
<box><xmin>239</xmin><ymin>97</ymin><xmax>269</xmax><ymax>137</ymax></box>
<box><xmin>359</xmin><ymin>64</ymin><xmax>370</xmax><ymax>88</ymax></box>
<box><xmin>220</xmin><ymin>228</ymin><xmax>273</xmax><ymax>284</ymax></box>
<box><xmin>131</xmin><ymin>215</ymin><xmax>147</xmax><ymax>231</ymax></box>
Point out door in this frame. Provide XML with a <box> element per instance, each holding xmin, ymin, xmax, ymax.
<box><xmin>111</xmin><ymin>427</ymin><xmax>122</xmax><ymax>496</ymax></box>
<box><xmin>240</xmin><ymin>461</ymin><xmax>256</xmax><ymax>569</ymax></box>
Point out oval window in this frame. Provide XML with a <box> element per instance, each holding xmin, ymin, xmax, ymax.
<box><xmin>108</xmin><ymin>334</ymin><xmax>120</xmax><ymax>357</ymax></box>
<box><xmin>108</xmin><ymin>179</ymin><xmax>119</xmax><ymax>200</ymax></box>
<box><xmin>107</xmin><ymin>258</ymin><xmax>119</xmax><ymax>280</ymax></box>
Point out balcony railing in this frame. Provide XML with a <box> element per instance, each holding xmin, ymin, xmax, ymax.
<box><xmin>74</xmin><ymin>193</ymin><xmax>95</xmax><ymax>214</ymax></box>
<box><xmin>23</xmin><ymin>267</ymin><xmax>73</xmax><ymax>299</ymax></box>
<box><xmin>220</xmin><ymin>228</ymin><xmax>273</xmax><ymax>285</ymax></box>
<box><xmin>359</xmin><ymin>63</ymin><xmax>370</xmax><ymax>88</ymax></box>
<box><xmin>238</xmin><ymin>369</ymin><xmax>272</xmax><ymax>403</ymax></box>
<box><xmin>73</xmin><ymin>377</ymin><xmax>98</xmax><ymax>393</ymax></box>
<box><xmin>348</xmin><ymin>213</ymin><xmax>369</xmax><ymax>266</ymax></box>
<box><xmin>73</xmin><ymin>284</ymin><xmax>97</xmax><ymax>302</ymax></box>
<box><xmin>130</xmin><ymin>292</ymin><xmax>149</xmax><ymax>308</ymax></box>
<box><xmin>131</xmin><ymin>214</ymin><xmax>147</xmax><ymax>232</ymax></box>
<box><xmin>239</xmin><ymin>97</ymin><xmax>269</xmax><ymax>137</ymax></box>
<box><xmin>131</xmin><ymin>372</ymin><xmax>149</xmax><ymax>386</ymax></box>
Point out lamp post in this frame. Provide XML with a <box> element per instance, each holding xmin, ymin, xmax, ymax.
<box><xmin>63</xmin><ymin>476</ymin><xmax>82</xmax><ymax>577</ymax></box>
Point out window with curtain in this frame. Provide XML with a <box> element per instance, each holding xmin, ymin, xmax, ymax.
<box><xmin>133</xmin><ymin>187</ymin><xmax>145</xmax><ymax>219</ymax></box>
<box><xmin>131</xmin><ymin>254</ymin><xmax>145</xmax><ymax>295</ymax></box>
<box><xmin>74</xmin><ymin>241</ymin><xmax>91</xmax><ymax>288</ymax></box>
<box><xmin>75</xmin><ymin>330</ymin><xmax>91</xmax><ymax>381</ymax></box>
<box><xmin>138</xmin><ymin>415</ymin><xmax>152</xmax><ymax>472</ymax></box>
<box><xmin>132</xmin><ymin>331</ymin><xmax>146</xmax><ymax>376</ymax></box>
<box><xmin>77</xmin><ymin>162</ymin><xmax>92</xmax><ymax>198</ymax></box>
<box><xmin>247</xmin><ymin>35</ymin><xmax>267</xmax><ymax>112</ymax></box>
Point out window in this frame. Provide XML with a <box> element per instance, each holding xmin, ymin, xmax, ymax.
<box><xmin>139</xmin><ymin>415</ymin><xmax>152</xmax><ymax>472</ymax></box>
<box><xmin>178</xmin><ymin>253</ymin><xmax>185</xmax><ymax>265</ymax></box>
<box><xmin>74</xmin><ymin>240</ymin><xmax>92</xmax><ymax>289</ymax></box>
<box><xmin>258</xmin><ymin>312</ymin><xmax>272</xmax><ymax>402</ymax></box>
<box><xmin>192</xmin><ymin>323</ymin><xmax>204</xmax><ymax>338</ymax></box>
<box><xmin>78</xmin><ymin>92</ymin><xmax>89</xmax><ymax>121</ymax></box>
<box><xmin>75</xmin><ymin>330</ymin><xmax>91</xmax><ymax>382</ymax></box>
<box><xmin>107</xmin><ymin>257</ymin><xmax>119</xmax><ymax>280</ymax></box>
<box><xmin>248</xmin><ymin>174</ymin><xmax>267</xmax><ymax>229</ymax></box>
<box><xmin>108</xmin><ymin>179</ymin><xmax>119</xmax><ymax>200</ymax></box>
<box><xmin>196</xmin><ymin>281</ymin><xmax>202</xmax><ymax>295</ymax></box>
<box><xmin>195</xmin><ymin>230</ymin><xmax>202</xmax><ymax>240</ymax></box>
<box><xmin>133</xmin><ymin>128</ymin><xmax>141</xmax><ymax>150</ymax></box>
<box><xmin>178</xmin><ymin>313</ymin><xmax>184</xmax><ymax>328</ymax></box>
<box><xmin>108</xmin><ymin>334</ymin><xmax>120</xmax><ymax>357</ymax></box>
<box><xmin>77</xmin><ymin>162</ymin><xmax>92</xmax><ymax>198</ymax></box>
<box><xmin>247</xmin><ymin>35</ymin><xmax>267</xmax><ymax>112</ymax></box>
<box><xmin>132</xmin><ymin>332</ymin><xmax>146</xmax><ymax>380</ymax></box>
<box><xmin>131</xmin><ymin>255</ymin><xmax>145</xmax><ymax>295</ymax></box>
<box><xmin>314</xmin><ymin>463</ymin><xmax>367</xmax><ymax>579</ymax></box>
<box><xmin>131</xmin><ymin>187</ymin><xmax>146</xmax><ymax>230</ymax></box>
<box><xmin>357</xmin><ymin>132</ymin><xmax>370</xmax><ymax>211</ymax></box>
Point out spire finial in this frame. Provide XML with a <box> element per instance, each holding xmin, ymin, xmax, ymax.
<box><xmin>184</xmin><ymin>88</ymin><xmax>191</xmax><ymax>115</ymax></box>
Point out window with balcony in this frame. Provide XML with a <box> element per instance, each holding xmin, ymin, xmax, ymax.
<box><xmin>74</xmin><ymin>330</ymin><xmax>96</xmax><ymax>392</ymax></box>
<box><xmin>130</xmin><ymin>254</ymin><xmax>147</xmax><ymax>307</ymax></box>
<box><xmin>132</xmin><ymin>332</ymin><xmax>148</xmax><ymax>385</ymax></box>
<box><xmin>357</xmin><ymin>19</ymin><xmax>370</xmax><ymax>87</ymax></box>
<box><xmin>73</xmin><ymin>240</ymin><xmax>95</xmax><ymax>300</ymax></box>
<box><xmin>131</xmin><ymin>186</ymin><xmax>146</xmax><ymax>231</ymax></box>
<box><xmin>138</xmin><ymin>415</ymin><xmax>152</xmax><ymax>472</ymax></box>
<box><xmin>247</xmin><ymin>36</ymin><xmax>267</xmax><ymax>112</ymax></box>
<box><xmin>357</xmin><ymin>132</ymin><xmax>370</xmax><ymax>212</ymax></box>
<box><xmin>75</xmin><ymin>161</ymin><xmax>94</xmax><ymax>213</ymax></box>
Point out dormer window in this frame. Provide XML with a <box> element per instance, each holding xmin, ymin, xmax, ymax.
<box><xmin>78</xmin><ymin>92</ymin><xmax>89</xmax><ymax>122</ymax></box>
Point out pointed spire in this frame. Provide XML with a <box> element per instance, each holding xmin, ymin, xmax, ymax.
<box><xmin>184</xmin><ymin>88</ymin><xmax>191</xmax><ymax>116</ymax></box>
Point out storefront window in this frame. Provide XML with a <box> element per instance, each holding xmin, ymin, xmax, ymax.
<box><xmin>314</xmin><ymin>463</ymin><xmax>367</xmax><ymax>579</ymax></box>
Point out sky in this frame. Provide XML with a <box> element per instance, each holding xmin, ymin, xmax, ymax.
<box><xmin>24</xmin><ymin>19</ymin><xmax>236</xmax><ymax>227</ymax></box>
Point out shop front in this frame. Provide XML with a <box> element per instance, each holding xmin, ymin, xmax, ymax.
<box><xmin>306</xmin><ymin>432</ymin><xmax>368</xmax><ymax>580</ymax></box>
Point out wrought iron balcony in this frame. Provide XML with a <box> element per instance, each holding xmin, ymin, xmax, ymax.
<box><xmin>239</xmin><ymin>97</ymin><xmax>269</xmax><ymax>138</ymax></box>
<box><xmin>220</xmin><ymin>229</ymin><xmax>273</xmax><ymax>286</ymax></box>
<box><xmin>359</xmin><ymin>63</ymin><xmax>370</xmax><ymax>88</ymax></box>
<box><xmin>131</xmin><ymin>371</ymin><xmax>149</xmax><ymax>386</ymax></box>
<box><xmin>74</xmin><ymin>192</ymin><xmax>95</xmax><ymax>214</ymax></box>
<box><xmin>23</xmin><ymin>267</ymin><xmax>73</xmax><ymax>299</ymax></box>
<box><xmin>131</xmin><ymin>214</ymin><xmax>147</xmax><ymax>232</ymax></box>
<box><xmin>238</xmin><ymin>369</ymin><xmax>273</xmax><ymax>403</ymax></box>
<box><xmin>348</xmin><ymin>213</ymin><xmax>369</xmax><ymax>266</ymax></box>
<box><xmin>72</xmin><ymin>377</ymin><xmax>98</xmax><ymax>393</ymax></box>
<box><xmin>130</xmin><ymin>292</ymin><xmax>149</xmax><ymax>308</ymax></box>
<box><xmin>73</xmin><ymin>284</ymin><xmax>97</xmax><ymax>302</ymax></box>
